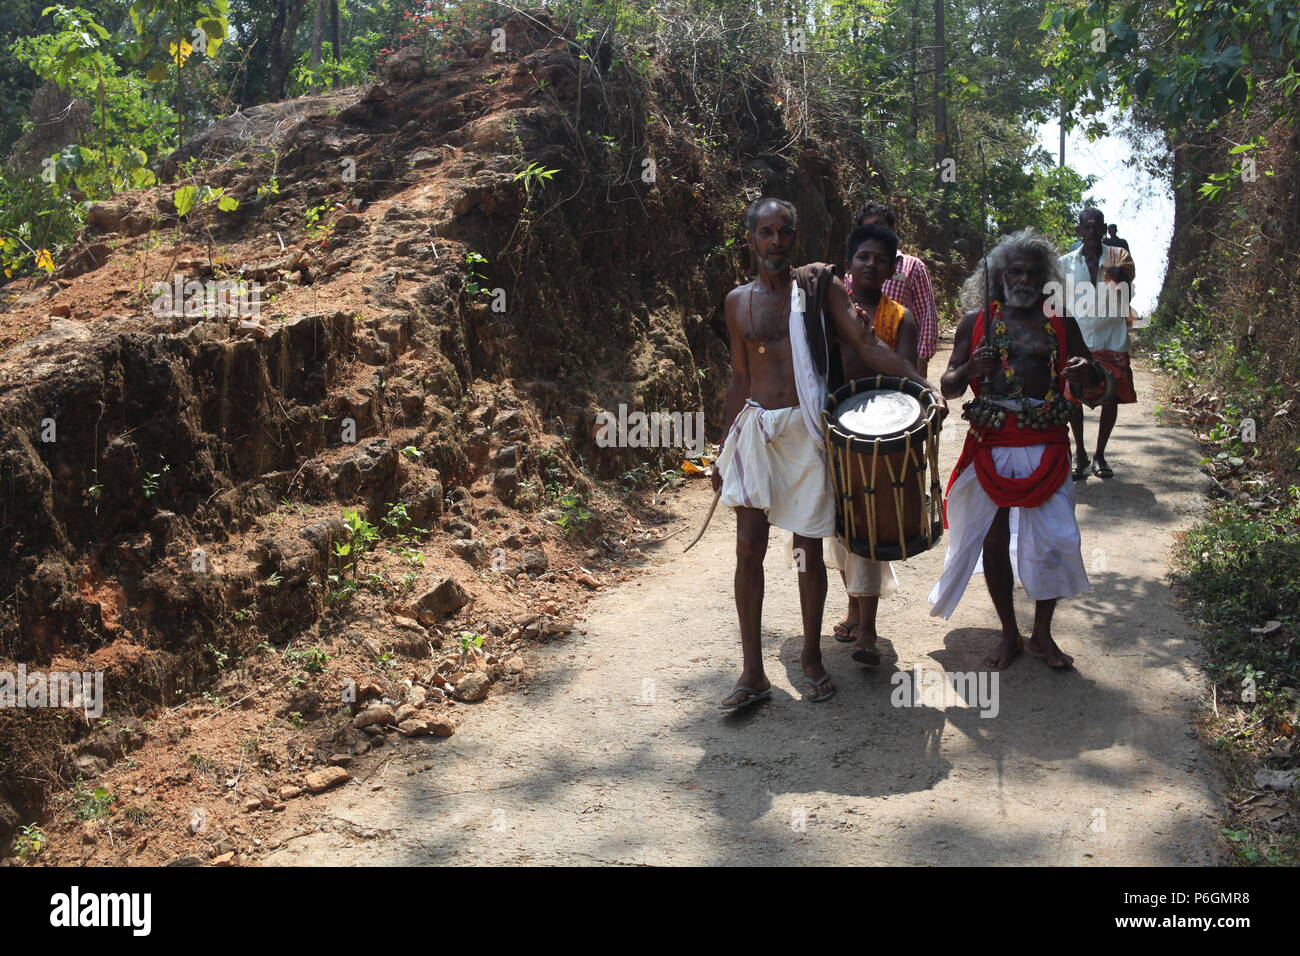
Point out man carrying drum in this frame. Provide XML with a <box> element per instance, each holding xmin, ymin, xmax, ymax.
<box><xmin>930</xmin><ymin>229</ymin><xmax>1104</xmax><ymax>670</ymax></box>
<box><xmin>713</xmin><ymin>197</ymin><xmax>941</xmax><ymax>711</ymax></box>
<box><xmin>829</xmin><ymin>223</ymin><xmax>918</xmax><ymax>666</ymax></box>
<box><xmin>849</xmin><ymin>202</ymin><xmax>939</xmax><ymax>377</ymax></box>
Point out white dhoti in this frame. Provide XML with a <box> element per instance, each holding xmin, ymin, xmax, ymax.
<box><xmin>784</xmin><ymin>534</ymin><xmax>898</xmax><ymax>595</ymax></box>
<box><xmin>826</xmin><ymin>537</ymin><xmax>898</xmax><ymax>597</ymax></box>
<box><xmin>716</xmin><ymin>399</ymin><xmax>836</xmax><ymax>538</ymax></box>
<box><xmin>780</xmin><ymin>535</ymin><xmax>894</xmax><ymax>595</ymax></box>
<box><xmin>927</xmin><ymin>444</ymin><xmax>1090</xmax><ymax>619</ymax></box>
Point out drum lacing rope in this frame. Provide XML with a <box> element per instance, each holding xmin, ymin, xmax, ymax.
<box><xmin>826</xmin><ymin>377</ymin><xmax>946</xmax><ymax>559</ymax></box>
<box><xmin>863</xmin><ymin>437</ymin><xmax>880</xmax><ymax>560</ymax></box>
<box><xmin>882</xmin><ymin>453</ymin><xmax>907</xmax><ymax>559</ymax></box>
<box><xmin>838</xmin><ymin>441</ymin><xmax>856</xmax><ymax>546</ymax></box>
<box><xmin>925</xmin><ymin>414</ymin><xmax>941</xmax><ymax>545</ymax></box>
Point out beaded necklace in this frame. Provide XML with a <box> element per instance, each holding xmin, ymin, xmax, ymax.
<box><xmin>988</xmin><ymin>300</ymin><xmax>1057</xmax><ymax>402</ymax></box>
<box><xmin>962</xmin><ymin>300</ymin><xmax>1073</xmax><ymax>431</ymax></box>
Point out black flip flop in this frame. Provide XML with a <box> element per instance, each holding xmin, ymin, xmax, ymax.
<box><xmin>851</xmin><ymin>647</ymin><xmax>882</xmax><ymax>666</ymax></box>
<box><xmin>802</xmin><ymin>674</ymin><xmax>836</xmax><ymax>703</ymax></box>
<box><xmin>719</xmin><ymin>685</ymin><xmax>771</xmax><ymax>712</ymax></box>
<box><xmin>1073</xmin><ymin>455</ymin><xmax>1091</xmax><ymax>481</ymax></box>
<box><xmin>833</xmin><ymin>621</ymin><xmax>858</xmax><ymax>643</ymax></box>
<box><xmin>1091</xmin><ymin>460</ymin><xmax>1113</xmax><ymax>479</ymax></box>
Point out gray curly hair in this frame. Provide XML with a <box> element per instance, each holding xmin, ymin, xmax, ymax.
<box><xmin>960</xmin><ymin>228</ymin><xmax>1064</xmax><ymax>312</ymax></box>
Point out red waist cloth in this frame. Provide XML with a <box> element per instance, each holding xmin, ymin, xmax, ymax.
<box><xmin>943</xmin><ymin>413</ymin><xmax>1070</xmax><ymax>526</ymax></box>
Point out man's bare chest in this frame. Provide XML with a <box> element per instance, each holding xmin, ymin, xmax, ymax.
<box><xmin>1004</xmin><ymin>319</ymin><xmax>1054</xmax><ymax>363</ymax></box>
<box><xmin>743</xmin><ymin>285</ymin><xmax>791</xmax><ymax>347</ymax></box>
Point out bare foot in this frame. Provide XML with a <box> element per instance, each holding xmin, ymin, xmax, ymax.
<box><xmin>851</xmin><ymin>630</ymin><xmax>881</xmax><ymax>665</ymax></box>
<box><xmin>984</xmin><ymin>634</ymin><xmax>1023</xmax><ymax>670</ymax></box>
<box><xmin>833</xmin><ymin>607</ymin><xmax>859</xmax><ymax>642</ymax></box>
<box><xmin>1027</xmin><ymin>634</ymin><xmax>1074</xmax><ymax>669</ymax></box>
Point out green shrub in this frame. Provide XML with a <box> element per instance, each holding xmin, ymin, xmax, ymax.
<box><xmin>1173</xmin><ymin>489</ymin><xmax>1300</xmax><ymax>694</ymax></box>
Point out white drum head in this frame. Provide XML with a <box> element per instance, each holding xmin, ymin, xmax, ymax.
<box><xmin>835</xmin><ymin>389</ymin><xmax>922</xmax><ymax>437</ymax></box>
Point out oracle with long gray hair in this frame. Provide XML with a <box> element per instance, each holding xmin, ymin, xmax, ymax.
<box><xmin>960</xmin><ymin>228</ymin><xmax>1064</xmax><ymax>312</ymax></box>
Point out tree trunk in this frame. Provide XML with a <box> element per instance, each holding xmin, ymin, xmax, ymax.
<box><xmin>908</xmin><ymin>0</ymin><xmax>919</xmax><ymax>142</ymax></box>
<box><xmin>933</xmin><ymin>0</ymin><xmax>947</xmax><ymax>182</ymax></box>
<box><xmin>268</xmin><ymin>0</ymin><xmax>308</xmax><ymax>101</ymax></box>
<box><xmin>330</xmin><ymin>0</ymin><xmax>342</xmax><ymax>88</ymax></box>
<box><xmin>1059</xmin><ymin>101</ymin><xmax>1067</xmax><ymax>167</ymax></box>
<box><xmin>309</xmin><ymin>0</ymin><xmax>325</xmax><ymax>92</ymax></box>
<box><xmin>311</xmin><ymin>0</ymin><xmax>325</xmax><ymax>65</ymax></box>
<box><xmin>267</xmin><ymin>0</ymin><xmax>290</xmax><ymax>101</ymax></box>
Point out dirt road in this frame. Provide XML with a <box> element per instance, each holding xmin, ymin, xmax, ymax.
<box><xmin>266</xmin><ymin>349</ymin><xmax>1226</xmax><ymax>866</ymax></box>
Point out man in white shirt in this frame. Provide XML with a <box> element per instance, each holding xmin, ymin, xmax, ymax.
<box><xmin>1057</xmin><ymin>208</ymin><xmax>1136</xmax><ymax>480</ymax></box>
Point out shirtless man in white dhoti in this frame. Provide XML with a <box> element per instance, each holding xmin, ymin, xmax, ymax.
<box><xmin>929</xmin><ymin>229</ymin><xmax>1104</xmax><ymax>670</ymax></box>
<box><xmin>714</xmin><ymin>198</ymin><xmax>941</xmax><ymax>711</ymax></box>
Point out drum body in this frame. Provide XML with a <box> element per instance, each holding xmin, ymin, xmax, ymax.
<box><xmin>822</xmin><ymin>376</ymin><xmax>944</xmax><ymax>561</ymax></box>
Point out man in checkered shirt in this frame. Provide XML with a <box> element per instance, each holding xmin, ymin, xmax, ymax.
<box><xmin>848</xmin><ymin>202</ymin><xmax>940</xmax><ymax>377</ymax></box>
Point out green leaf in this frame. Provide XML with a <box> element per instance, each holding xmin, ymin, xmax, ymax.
<box><xmin>197</xmin><ymin>17</ymin><xmax>227</xmax><ymax>40</ymax></box>
<box><xmin>58</xmin><ymin>144</ymin><xmax>83</xmax><ymax>170</ymax></box>
<box><xmin>217</xmin><ymin>196</ymin><xmax>239</xmax><ymax>212</ymax></box>
<box><xmin>146</xmin><ymin>62</ymin><xmax>168</xmax><ymax>83</ymax></box>
<box><xmin>173</xmin><ymin>185</ymin><xmax>196</xmax><ymax>217</ymax></box>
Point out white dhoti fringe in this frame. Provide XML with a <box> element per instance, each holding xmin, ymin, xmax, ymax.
<box><xmin>927</xmin><ymin>444</ymin><xmax>1090</xmax><ymax>619</ymax></box>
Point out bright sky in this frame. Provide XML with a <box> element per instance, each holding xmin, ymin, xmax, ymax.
<box><xmin>1035</xmin><ymin>116</ymin><xmax>1173</xmax><ymax>315</ymax></box>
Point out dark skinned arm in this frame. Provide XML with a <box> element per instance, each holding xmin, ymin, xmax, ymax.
<box><xmin>1103</xmin><ymin>245</ymin><xmax>1136</xmax><ymax>284</ymax></box>
<box><xmin>825</xmin><ymin>278</ymin><xmax>944</xmax><ymax>409</ymax></box>
<box><xmin>940</xmin><ymin>310</ymin><xmax>994</xmax><ymax>399</ymax></box>
<box><xmin>713</xmin><ymin>288</ymin><xmax>750</xmax><ymax>491</ymax></box>
<box><xmin>896</xmin><ymin>309</ymin><xmax>919</xmax><ymax>369</ymax></box>
<box><xmin>1061</xmin><ymin>313</ymin><xmax>1105</xmax><ymax>389</ymax></box>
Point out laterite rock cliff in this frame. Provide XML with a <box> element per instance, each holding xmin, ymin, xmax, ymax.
<box><xmin>0</xmin><ymin>10</ymin><xmax>869</xmax><ymax>853</ymax></box>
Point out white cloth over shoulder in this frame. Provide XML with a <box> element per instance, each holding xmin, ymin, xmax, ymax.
<box><xmin>716</xmin><ymin>400</ymin><xmax>836</xmax><ymax>538</ymax></box>
<box><xmin>927</xmin><ymin>443</ymin><xmax>1089</xmax><ymax>619</ymax></box>
<box><xmin>787</xmin><ymin>279</ymin><xmax>827</xmax><ymax>451</ymax></box>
